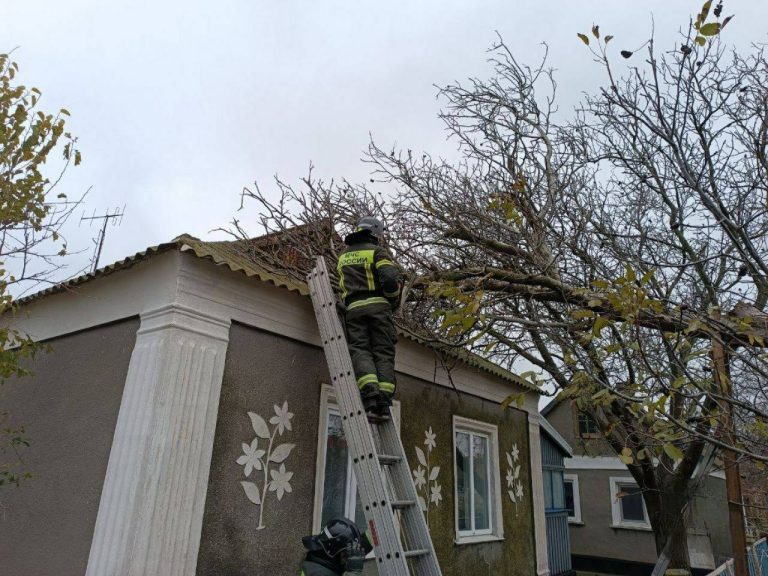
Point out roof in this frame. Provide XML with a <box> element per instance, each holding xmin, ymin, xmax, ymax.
<box><xmin>539</xmin><ymin>416</ymin><xmax>573</xmax><ymax>457</ymax></box>
<box><xmin>540</xmin><ymin>394</ymin><xmax>565</xmax><ymax>417</ymax></box>
<box><xmin>16</xmin><ymin>232</ymin><xmax>536</xmax><ymax>391</ymax></box>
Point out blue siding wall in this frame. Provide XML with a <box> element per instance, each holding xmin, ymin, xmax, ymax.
<box><xmin>541</xmin><ymin>433</ymin><xmax>573</xmax><ymax>576</ymax></box>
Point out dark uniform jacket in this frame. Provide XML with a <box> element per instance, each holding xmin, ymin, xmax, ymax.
<box><xmin>337</xmin><ymin>239</ymin><xmax>401</xmax><ymax>311</ymax></box>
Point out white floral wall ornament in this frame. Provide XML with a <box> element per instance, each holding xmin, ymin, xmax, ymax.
<box><xmin>236</xmin><ymin>401</ymin><xmax>295</xmax><ymax>529</ymax></box>
<box><xmin>412</xmin><ymin>426</ymin><xmax>441</xmax><ymax>524</ymax></box>
<box><xmin>506</xmin><ymin>443</ymin><xmax>524</xmax><ymax>513</ymax></box>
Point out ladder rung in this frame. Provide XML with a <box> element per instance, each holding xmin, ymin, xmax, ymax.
<box><xmin>367</xmin><ymin>413</ymin><xmax>391</xmax><ymax>424</ymax></box>
<box><xmin>404</xmin><ymin>549</ymin><xmax>430</xmax><ymax>558</ymax></box>
<box><xmin>377</xmin><ymin>454</ymin><xmax>402</xmax><ymax>465</ymax></box>
<box><xmin>391</xmin><ymin>500</ymin><xmax>416</xmax><ymax>510</ymax></box>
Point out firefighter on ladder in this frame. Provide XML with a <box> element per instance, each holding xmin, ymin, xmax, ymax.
<box><xmin>337</xmin><ymin>216</ymin><xmax>402</xmax><ymax>417</ymax></box>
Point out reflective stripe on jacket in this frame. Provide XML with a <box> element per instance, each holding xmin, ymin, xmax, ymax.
<box><xmin>337</xmin><ymin>241</ymin><xmax>400</xmax><ymax>307</ymax></box>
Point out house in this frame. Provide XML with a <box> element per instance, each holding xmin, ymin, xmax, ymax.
<box><xmin>0</xmin><ymin>233</ymin><xmax>552</xmax><ymax>576</ymax></box>
<box><xmin>540</xmin><ymin>417</ymin><xmax>574</xmax><ymax>576</ymax></box>
<box><xmin>542</xmin><ymin>397</ymin><xmax>733</xmax><ymax>576</ymax></box>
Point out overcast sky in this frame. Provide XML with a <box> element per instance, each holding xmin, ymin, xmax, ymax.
<box><xmin>2</xmin><ymin>0</ymin><xmax>767</xmax><ymax>282</ymax></box>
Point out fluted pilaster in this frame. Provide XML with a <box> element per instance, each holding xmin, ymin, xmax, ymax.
<box><xmin>86</xmin><ymin>304</ymin><xmax>230</xmax><ymax>576</ymax></box>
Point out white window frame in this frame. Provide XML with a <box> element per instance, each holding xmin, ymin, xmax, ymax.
<box><xmin>564</xmin><ymin>473</ymin><xmax>582</xmax><ymax>524</ymax></box>
<box><xmin>452</xmin><ymin>415</ymin><xmax>504</xmax><ymax>544</ymax></box>
<box><xmin>312</xmin><ymin>384</ymin><xmax>401</xmax><ymax>533</ymax></box>
<box><xmin>609</xmin><ymin>476</ymin><xmax>651</xmax><ymax>530</ymax></box>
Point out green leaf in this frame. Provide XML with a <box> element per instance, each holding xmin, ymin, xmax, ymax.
<box><xmin>572</xmin><ymin>309</ymin><xmax>595</xmax><ymax>320</ymax></box>
<box><xmin>699</xmin><ymin>0</ymin><xmax>713</xmax><ymax>22</ymax></box>
<box><xmin>663</xmin><ymin>443</ymin><xmax>684</xmax><ymax>462</ymax></box>
<box><xmin>501</xmin><ymin>393</ymin><xmax>524</xmax><ymax>411</ymax></box>
<box><xmin>699</xmin><ymin>22</ymin><xmax>721</xmax><ymax>36</ymax></box>
<box><xmin>593</xmin><ymin>316</ymin><xmax>611</xmax><ymax>336</ymax></box>
<box><xmin>619</xmin><ymin>447</ymin><xmax>634</xmax><ymax>464</ymax></box>
<box><xmin>577</xmin><ymin>33</ymin><xmax>590</xmax><ymax>46</ymax></box>
<box><xmin>605</xmin><ymin>35</ymin><xmax>613</xmax><ymax>44</ymax></box>
<box><xmin>640</xmin><ymin>269</ymin><xmax>655</xmax><ymax>285</ymax></box>
<box><xmin>591</xmin><ymin>25</ymin><xmax>600</xmax><ymax>39</ymax></box>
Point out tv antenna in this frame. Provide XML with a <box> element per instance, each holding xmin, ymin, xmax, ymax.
<box><xmin>80</xmin><ymin>205</ymin><xmax>125</xmax><ymax>272</ymax></box>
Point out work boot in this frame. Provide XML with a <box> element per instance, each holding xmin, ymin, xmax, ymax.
<box><xmin>360</xmin><ymin>384</ymin><xmax>381</xmax><ymax>414</ymax></box>
<box><xmin>375</xmin><ymin>392</ymin><xmax>393</xmax><ymax>417</ymax></box>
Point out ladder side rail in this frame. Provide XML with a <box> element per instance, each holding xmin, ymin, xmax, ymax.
<box><xmin>377</xmin><ymin>418</ymin><xmax>443</xmax><ymax>576</ymax></box>
<box><xmin>309</xmin><ymin>262</ymin><xmax>410</xmax><ymax>576</ymax></box>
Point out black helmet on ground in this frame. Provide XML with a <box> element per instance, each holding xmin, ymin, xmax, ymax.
<box><xmin>302</xmin><ymin>517</ymin><xmax>373</xmax><ymax>573</ymax></box>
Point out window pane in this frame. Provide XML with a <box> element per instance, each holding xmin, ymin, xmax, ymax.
<box><xmin>472</xmin><ymin>434</ymin><xmax>490</xmax><ymax>531</ymax></box>
<box><xmin>543</xmin><ymin>470</ymin><xmax>553</xmax><ymax>510</ymax></box>
<box><xmin>552</xmin><ymin>471</ymin><xmax>565</xmax><ymax>510</ymax></box>
<box><xmin>578</xmin><ymin>413</ymin><xmax>599</xmax><ymax>436</ymax></box>
<box><xmin>619</xmin><ymin>484</ymin><xmax>645</xmax><ymax>522</ymax></box>
<box><xmin>564</xmin><ymin>480</ymin><xmax>575</xmax><ymax>517</ymax></box>
<box><xmin>455</xmin><ymin>432</ymin><xmax>471</xmax><ymax>531</ymax></box>
<box><xmin>353</xmin><ymin>491</ymin><xmax>366</xmax><ymax>528</ymax></box>
<box><xmin>321</xmin><ymin>412</ymin><xmax>348</xmax><ymax>526</ymax></box>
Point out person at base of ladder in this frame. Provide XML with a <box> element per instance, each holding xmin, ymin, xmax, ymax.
<box><xmin>299</xmin><ymin>517</ymin><xmax>373</xmax><ymax>575</ymax></box>
<box><xmin>337</xmin><ymin>216</ymin><xmax>402</xmax><ymax>417</ymax></box>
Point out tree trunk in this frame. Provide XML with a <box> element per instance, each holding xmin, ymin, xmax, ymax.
<box><xmin>647</xmin><ymin>486</ymin><xmax>692</xmax><ymax>572</ymax></box>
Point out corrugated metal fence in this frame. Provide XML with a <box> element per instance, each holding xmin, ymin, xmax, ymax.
<box><xmin>546</xmin><ymin>510</ymin><xmax>572</xmax><ymax>576</ymax></box>
<box><xmin>708</xmin><ymin>538</ymin><xmax>768</xmax><ymax>576</ymax></box>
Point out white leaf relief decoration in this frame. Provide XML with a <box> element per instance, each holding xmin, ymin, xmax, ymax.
<box><xmin>506</xmin><ymin>444</ymin><xmax>524</xmax><ymax>514</ymax></box>
<box><xmin>412</xmin><ymin>426</ymin><xmax>442</xmax><ymax>526</ymax></box>
<box><xmin>241</xmin><ymin>481</ymin><xmax>262</xmax><ymax>505</ymax></box>
<box><xmin>237</xmin><ymin>402</ymin><xmax>295</xmax><ymax>529</ymax></box>
<box><xmin>269</xmin><ymin>443</ymin><xmax>295</xmax><ymax>464</ymax></box>
<box><xmin>249</xmin><ymin>412</ymin><xmax>271</xmax><ymax>439</ymax></box>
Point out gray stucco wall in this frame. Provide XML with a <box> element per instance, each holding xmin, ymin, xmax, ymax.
<box><xmin>196</xmin><ymin>322</ymin><xmax>537</xmax><ymax>576</ymax></box>
<box><xmin>0</xmin><ymin>318</ymin><xmax>139</xmax><ymax>576</ymax></box>
<box><xmin>545</xmin><ymin>399</ymin><xmax>615</xmax><ymax>457</ymax></box>
<box><xmin>568</xmin><ymin>468</ymin><xmax>731</xmax><ymax>567</ymax></box>
<box><xmin>568</xmin><ymin>468</ymin><xmax>658</xmax><ymax>563</ymax></box>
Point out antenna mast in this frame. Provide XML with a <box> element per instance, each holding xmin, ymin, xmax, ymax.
<box><xmin>80</xmin><ymin>205</ymin><xmax>125</xmax><ymax>272</ymax></box>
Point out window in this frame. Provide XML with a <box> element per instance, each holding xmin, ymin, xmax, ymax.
<box><xmin>609</xmin><ymin>477</ymin><xmax>650</xmax><ymax>529</ymax></box>
<box><xmin>577</xmin><ymin>412</ymin><xmax>600</xmax><ymax>438</ymax></box>
<box><xmin>453</xmin><ymin>416</ymin><xmax>504</xmax><ymax>543</ymax></box>
<box><xmin>542</xmin><ymin>468</ymin><xmax>566</xmax><ymax>511</ymax></box>
<box><xmin>563</xmin><ymin>473</ymin><xmax>582</xmax><ymax>524</ymax></box>
<box><xmin>313</xmin><ymin>385</ymin><xmax>400</xmax><ymax>534</ymax></box>
<box><xmin>320</xmin><ymin>406</ymin><xmax>367</xmax><ymax>528</ymax></box>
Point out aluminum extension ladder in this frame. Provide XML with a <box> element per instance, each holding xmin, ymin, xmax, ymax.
<box><xmin>308</xmin><ymin>257</ymin><xmax>442</xmax><ymax>576</ymax></box>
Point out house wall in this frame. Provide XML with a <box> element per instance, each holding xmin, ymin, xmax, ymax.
<box><xmin>0</xmin><ymin>318</ymin><xmax>139</xmax><ymax>576</ymax></box>
<box><xmin>196</xmin><ymin>322</ymin><xmax>537</xmax><ymax>576</ymax></box>
<box><xmin>544</xmin><ymin>399</ymin><xmax>614</xmax><ymax>457</ymax></box>
<box><xmin>568</xmin><ymin>467</ymin><xmax>658</xmax><ymax>564</ymax></box>
<box><xmin>547</xmin><ymin>399</ymin><xmax>732</xmax><ymax>570</ymax></box>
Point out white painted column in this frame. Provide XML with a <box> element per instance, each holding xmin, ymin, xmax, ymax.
<box><xmin>528</xmin><ymin>412</ymin><xmax>551</xmax><ymax>576</ymax></box>
<box><xmin>86</xmin><ymin>304</ymin><xmax>231</xmax><ymax>576</ymax></box>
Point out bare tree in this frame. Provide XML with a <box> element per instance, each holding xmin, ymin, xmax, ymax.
<box><xmin>232</xmin><ymin>16</ymin><xmax>767</xmax><ymax>571</ymax></box>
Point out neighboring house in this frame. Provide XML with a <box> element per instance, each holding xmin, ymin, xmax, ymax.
<box><xmin>0</xmin><ymin>232</ymin><xmax>552</xmax><ymax>576</ymax></box>
<box><xmin>742</xmin><ymin>459</ymin><xmax>768</xmax><ymax>542</ymax></box>
<box><xmin>540</xmin><ymin>417</ymin><xmax>574</xmax><ymax>576</ymax></box>
<box><xmin>542</xmin><ymin>397</ymin><xmax>732</xmax><ymax>576</ymax></box>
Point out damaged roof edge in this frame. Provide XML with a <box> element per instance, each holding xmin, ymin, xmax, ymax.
<box><xmin>15</xmin><ymin>233</ymin><xmax>537</xmax><ymax>393</ymax></box>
